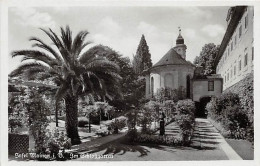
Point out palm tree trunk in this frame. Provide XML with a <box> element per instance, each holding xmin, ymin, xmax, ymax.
<box><xmin>65</xmin><ymin>95</ymin><xmax>81</xmax><ymax>145</ymax></box>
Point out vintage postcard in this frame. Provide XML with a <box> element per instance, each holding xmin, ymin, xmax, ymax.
<box><xmin>0</xmin><ymin>0</ymin><xmax>259</xmax><ymax>166</ymax></box>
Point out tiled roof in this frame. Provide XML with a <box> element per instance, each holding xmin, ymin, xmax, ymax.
<box><xmin>153</xmin><ymin>48</ymin><xmax>194</xmax><ymax>68</ymax></box>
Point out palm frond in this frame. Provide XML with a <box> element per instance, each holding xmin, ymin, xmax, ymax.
<box><xmin>40</xmin><ymin>28</ymin><xmax>63</xmax><ymax>50</ymax></box>
<box><xmin>30</xmin><ymin>37</ymin><xmax>63</xmax><ymax>63</ymax></box>
<box><xmin>12</xmin><ymin>50</ymin><xmax>58</xmax><ymax>67</ymax></box>
<box><xmin>60</xmin><ymin>26</ymin><xmax>72</xmax><ymax>52</ymax></box>
<box><xmin>72</xmin><ymin>30</ymin><xmax>90</xmax><ymax>57</ymax></box>
<box><xmin>10</xmin><ymin>62</ymin><xmax>50</xmax><ymax>77</ymax></box>
<box><xmin>49</xmin><ymin>28</ymin><xmax>73</xmax><ymax>65</ymax></box>
<box><xmin>78</xmin><ymin>45</ymin><xmax>107</xmax><ymax>64</ymax></box>
<box><xmin>40</xmin><ymin>28</ymin><xmax>71</xmax><ymax>65</ymax></box>
<box><xmin>83</xmin><ymin>71</ymin><xmax>104</xmax><ymax>91</ymax></box>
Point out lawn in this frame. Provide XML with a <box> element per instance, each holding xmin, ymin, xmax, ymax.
<box><xmin>226</xmin><ymin>139</ymin><xmax>254</xmax><ymax>160</ymax></box>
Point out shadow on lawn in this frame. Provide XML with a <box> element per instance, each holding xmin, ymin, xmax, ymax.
<box><xmin>87</xmin><ymin>137</ymin><xmax>152</xmax><ymax>157</ymax></box>
<box><xmin>85</xmin><ymin>133</ymin><xmax>220</xmax><ymax>158</ymax></box>
<box><xmin>82</xmin><ymin>120</ymin><xmax>222</xmax><ymax>157</ymax></box>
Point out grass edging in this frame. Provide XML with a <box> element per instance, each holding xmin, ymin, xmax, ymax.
<box><xmin>208</xmin><ymin>117</ymin><xmax>254</xmax><ymax>160</ymax></box>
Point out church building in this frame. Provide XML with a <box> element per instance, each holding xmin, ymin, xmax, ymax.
<box><xmin>145</xmin><ymin>29</ymin><xmax>223</xmax><ymax>116</ymax></box>
<box><xmin>145</xmin><ymin>29</ymin><xmax>195</xmax><ymax>99</ymax></box>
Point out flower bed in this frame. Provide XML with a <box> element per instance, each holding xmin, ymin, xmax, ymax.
<box><xmin>134</xmin><ymin>134</ymin><xmax>182</xmax><ymax>146</ymax></box>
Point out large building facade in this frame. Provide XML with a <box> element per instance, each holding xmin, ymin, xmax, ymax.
<box><xmin>215</xmin><ymin>6</ymin><xmax>254</xmax><ymax>90</ymax></box>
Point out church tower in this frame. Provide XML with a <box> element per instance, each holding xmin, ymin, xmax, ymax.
<box><xmin>173</xmin><ymin>27</ymin><xmax>187</xmax><ymax>59</ymax></box>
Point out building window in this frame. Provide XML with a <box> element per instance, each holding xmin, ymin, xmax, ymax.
<box><xmin>231</xmin><ymin>69</ymin><xmax>232</xmax><ymax>78</ymax></box>
<box><xmin>239</xmin><ymin>60</ymin><xmax>242</xmax><ymax>71</ymax></box>
<box><xmin>244</xmin><ymin>53</ymin><xmax>248</xmax><ymax>66</ymax></box>
<box><xmin>227</xmin><ymin>73</ymin><xmax>229</xmax><ymax>81</ymax></box>
<box><xmin>245</xmin><ymin>14</ymin><xmax>248</xmax><ymax>29</ymax></box>
<box><xmin>231</xmin><ymin>41</ymin><xmax>233</xmax><ymax>51</ymax></box>
<box><xmin>225</xmin><ymin>75</ymin><xmax>226</xmax><ymax>83</ymax></box>
<box><xmin>234</xmin><ymin>65</ymin><xmax>236</xmax><ymax>76</ymax></box>
<box><xmin>239</xmin><ymin>25</ymin><xmax>242</xmax><ymax>38</ymax></box>
<box><xmin>208</xmin><ymin>81</ymin><xmax>214</xmax><ymax>91</ymax></box>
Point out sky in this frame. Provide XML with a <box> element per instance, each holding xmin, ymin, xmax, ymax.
<box><xmin>8</xmin><ymin>6</ymin><xmax>231</xmax><ymax>73</ymax></box>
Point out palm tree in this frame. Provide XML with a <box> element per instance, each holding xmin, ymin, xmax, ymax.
<box><xmin>10</xmin><ymin>26</ymin><xmax>121</xmax><ymax>145</ymax></box>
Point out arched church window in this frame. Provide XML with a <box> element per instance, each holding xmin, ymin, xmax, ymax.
<box><xmin>151</xmin><ymin>77</ymin><xmax>154</xmax><ymax>97</ymax></box>
<box><xmin>186</xmin><ymin>75</ymin><xmax>191</xmax><ymax>98</ymax></box>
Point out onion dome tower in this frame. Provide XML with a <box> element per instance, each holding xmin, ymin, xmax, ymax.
<box><xmin>173</xmin><ymin>27</ymin><xmax>187</xmax><ymax>59</ymax></box>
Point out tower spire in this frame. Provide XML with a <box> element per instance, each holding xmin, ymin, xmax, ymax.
<box><xmin>176</xmin><ymin>27</ymin><xmax>184</xmax><ymax>45</ymax></box>
<box><xmin>174</xmin><ymin>26</ymin><xmax>187</xmax><ymax>59</ymax></box>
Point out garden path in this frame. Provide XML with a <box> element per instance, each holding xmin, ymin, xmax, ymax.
<box><xmin>75</xmin><ymin>118</ymin><xmax>242</xmax><ymax>161</ymax></box>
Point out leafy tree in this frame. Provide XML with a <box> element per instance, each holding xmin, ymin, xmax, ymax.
<box><xmin>133</xmin><ymin>35</ymin><xmax>152</xmax><ymax>74</ymax></box>
<box><xmin>86</xmin><ymin>45</ymin><xmax>146</xmax><ymax>110</ymax></box>
<box><xmin>193</xmin><ymin>56</ymin><xmax>200</xmax><ymax>65</ymax></box>
<box><xmin>10</xmin><ymin>26</ymin><xmax>121</xmax><ymax>145</ymax></box>
<box><xmin>194</xmin><ymin>43</ymin><xmax>219</xmax><ymax>75</ymax></box>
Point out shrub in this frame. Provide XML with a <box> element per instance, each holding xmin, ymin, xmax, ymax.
<box><xmin>155</xmin><ymin>87</ymin><xmax>180</xmax><ymax>102</ymax></box>
<box><xmin>27</xmin><ymin>91</ymin><xmax>50</xmax><ymax>155</ymax></box>
<box><xmin>46</xmin><ymin>128</ymin><xmax>72</xmax><ymax>158</ymax></box>
<box><xmin>126</xmin><ymin>110</ymin><xmax>138</xmax><ymax>141</ymax></box>
<box><xmin>8</xmin><ymin>115</ymin><xmax>23</xmax><ymax>133</ymax></box>
<box><xmin>163</xmin><ymin>100</ymin><xmax>176</xmax><ymax>120</ymax></box>
<box><xmin>109</xmin><ymin>117</ymin><xmax>127</xmax><ymax>134</ymax></box>
<box><xmin>206</xmin><ymin>92</ymin><xmax>252</xmax><ymax>141</ymax></box>
<box><xmin>224</xmin><ymin>73</ymin><xmax>254</xmax><ymax>123</ymax></box>
<box><xmin>90</xmin><ymin>113</ymin><xmax>100</xmax><ymax>125</ymax></box>
<box><xmin>137</xmin><ymin>107</ymin><xmax>153</xmax><ymax>134</ymax></box>
<box><xmin>95</xmin><ymin>128</ymin><xmax>109</xmax><ymax>137</ymax></box>
<box><xmin>134</xmin><ymin>133</ymin><xmax>182</xmax><ymax>146</ymax></box>
<box><xmin>224</xmin><ymin>73</ymin><xmax>254</xmax><ymax>143</ymax></box>
<box><xmin>78</xmin><ymin>116</ymin><xmax>89</xmax><ymax>127</ymax></box>
<box><xmin>175</xmin><ymin>99</ymin><xmax>195</xmax><ymax>145</ymax></box>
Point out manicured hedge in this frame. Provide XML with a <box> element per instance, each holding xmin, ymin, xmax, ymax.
<box><xmin>134</xmin><ymin>134</ymin><xmax>182</xmax><ymax>146</ymax></box>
